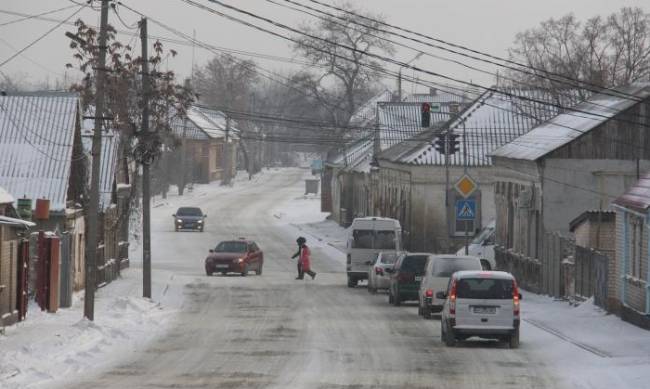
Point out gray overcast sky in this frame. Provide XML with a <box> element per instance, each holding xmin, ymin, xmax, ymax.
<box><xmin>1</xmin><ymin>0</ymin><xmax>648</xmax><ymax>93</ymax></box>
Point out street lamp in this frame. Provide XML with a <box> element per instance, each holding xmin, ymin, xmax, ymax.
<box><xmin>397</xmin><ymin>52</ymin><xmax>423</xmax><ymax>101</ymax></box>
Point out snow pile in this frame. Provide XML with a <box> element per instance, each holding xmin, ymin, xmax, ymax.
<box><xmin>0</xmin><ymin>270</ymin><xmax>177</xmax><ymax>389</ymax></box>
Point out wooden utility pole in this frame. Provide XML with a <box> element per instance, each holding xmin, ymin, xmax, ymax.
<box><xmin>222</xmin><ymin>116</ymin><xmax>231</xmax><ymax>185</ymax></box>
<box><xmin>140</xmin><ymin>17</ymin><xmax>152</xmax><ymax>299</ymax></box>
<box><xmin>84</xmin><ymin>0</ymin><xmax>110</xmax><ymax>321</ymax></box>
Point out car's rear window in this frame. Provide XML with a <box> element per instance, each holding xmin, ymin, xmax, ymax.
<box><xmin>400</xmin><ymin>255</ymin><xmax>428</xmax><ymax>274</ymax></box>
<box><xmin>215</xmin><ymin>241</ymin><xmax>247</xmax><ymax>253</ymax></box>
<box><xmin>177</xmin><ymin>207</ymin><xmax>203</xmax><ymax>216</ymax></box>
<box><xmin>432</xmin><ymin>258</ymin><xmax>482</xmax><ymax>277</ymax></box>
<box><xmin>375</xmin><ymin>230</ymin><xmax>396</xmax><ymax>250</ymax></box>
<box><xmin>380</xmin><ymin>252</ymin><xmax>398</xmax><ymax>264</ymax></box>
<box><xmin>456</xmin><ymin>278</ymin><xmax>514</xmax><ymax>300</ymax></box>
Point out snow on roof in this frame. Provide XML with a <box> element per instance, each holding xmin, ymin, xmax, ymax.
<box><xmin>81</xmin><ymin>129</ymin><xmax>120</xmax><ymax>210</ymax></box>
<box><xmin>613</xmin><ymin>173</ymin><xmax>650</xmax><ymax>213</ymax></box>
<box><xmin>349</xmin><ymin>90</ymin><xmax>393</xmax><ymax>127</ymax></box>
<box><xmin>0</xmin><ymin>215</ymin><xmax>35</xmax><ymax>228</ymax></box>
<box><xmin>329</xmin><ymin>136</ymin><xmax>374</xmax><ymax>173</ymax></box>
<box><xmin>170</xmin><ymin>105</ymin><xmax>239</xmax><ymax>141</ymax></box>
<box><xmin>0</xmin><ymin>92</ymin><xmax>79</xmax><ymax>212</ymax></box>
<box><xmin>377</xmin><ymin>102</ymin><xmax>455</xmax><ymax>151</ymax></box>
<box><xmin>380</xmin><ymin>88</ymin><xmax>584</xmax><ymax>167</ymax></box>
<box><xmin>0</xmin><ymin>186</ymin><xmax>14</xmax><ymax>204</ymax></box>
<box><xmin>492</xmin><ymin>83</ymin><xmax>650</xmax><ymax>161</ymax></box>
<box><xmin>402</xmin><ymin>89</ymin><xmax>471</xmax><ymax>104</ymax></box>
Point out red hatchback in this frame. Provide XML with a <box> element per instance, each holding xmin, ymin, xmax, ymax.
<box><xmin>205</xmin><ymin>239</ymin><xmax>264</xmax><ymax>276</ymax></box>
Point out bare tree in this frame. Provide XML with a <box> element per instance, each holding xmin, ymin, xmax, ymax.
<box><xmin>508</xmin><ymin>7</ymin><xmax>650</xmax><ymax>95</ymax></box>
<box><xmin>292</xmin><ymin>2</ymin><xmax>395</xmax><ymax>128</ymax></box>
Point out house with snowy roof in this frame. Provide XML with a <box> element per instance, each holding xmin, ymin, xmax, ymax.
<box><xmin>170</xmin><ymin>104</ymin><xmax>239</xmax><ymax>184</ymax></box>
<box><xmin>612</xmin><ymin>173</ymin><xmax>650</xmax><ymax>328</ymax></box>
<box><xmin>375</xmin><ymin>88</ymin><xmax>580</xmax><ymax>253</ymax></box>
<box><xmin>491</xmin><ymin>83</ymin><xmax>650</xmax><ymax>293</ymax></box>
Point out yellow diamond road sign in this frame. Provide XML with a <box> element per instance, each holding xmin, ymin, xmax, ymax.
<box><xmin>455</xmin><ymin>174</ymin><xmax>478</xmax><ymax>198</ymax></box>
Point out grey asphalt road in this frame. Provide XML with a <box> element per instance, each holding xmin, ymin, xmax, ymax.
<box><xmin>69</xmin><ymin>168</ymin><xmax>561</xmax><ymax>389</ymax></box>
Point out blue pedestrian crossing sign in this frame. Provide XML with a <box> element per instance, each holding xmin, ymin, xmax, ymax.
<box><xmin>456</xmin><ymin>199</ymin><xmax>476</xmax><ymax>220</ymax></box>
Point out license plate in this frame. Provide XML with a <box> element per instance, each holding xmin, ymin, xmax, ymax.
<box><xmin>415</xmin><ymin>276</ymin><xmax>422</xmax><ymax>282</ymax></box>
<box><xmin>473</xmin><ymin>306</ymin><xmax>496</xmax><ymax>314</ymax></box>
<box><xmin>215</xmin><ymin>264</ymin><xmax>229</xmax><ymax>269</ymax></box>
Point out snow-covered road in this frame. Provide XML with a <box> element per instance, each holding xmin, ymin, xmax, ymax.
<box><xmin>3</xmin><ymin>168</ymin><xmax>649</xmax><ymax>389</ymax></box>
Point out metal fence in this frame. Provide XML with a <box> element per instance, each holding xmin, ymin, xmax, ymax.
<box><xmin>496</xmin><ymin>231</ymin><xmax>574</xmax><ymax>298</ymax></box>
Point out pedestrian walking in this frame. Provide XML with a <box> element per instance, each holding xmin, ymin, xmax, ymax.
<box><xmin>292</xmin><ymin>236</ymin><xmax>316</xmax><ymax>280</ymax></box>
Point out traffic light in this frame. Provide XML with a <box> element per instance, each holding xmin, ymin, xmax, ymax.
<box><xmin>421</xmin><ymin>102</ymin><xmax>431</xmax><ymax>128</ymax></box>
<box><xmin>448</xmin><ymin>133</ymin><xmax>460</xmax><ymax>154</ymax></box>
<box><xmin>433</xmin><ymin>133</ymin><xmax>446</xmax><ymax>154</ymax></box>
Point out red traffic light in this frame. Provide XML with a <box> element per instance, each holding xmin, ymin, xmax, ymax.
<box><xmin>421</xmin><ymin>102</ymin><xmax>431</xmax><ymax>113</ymax></box>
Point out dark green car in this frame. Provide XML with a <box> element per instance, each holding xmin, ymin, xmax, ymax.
<box><xmin>387</xmin><ymin>253</ymin><xmax>431</xmax><ymax>306</ymax></box>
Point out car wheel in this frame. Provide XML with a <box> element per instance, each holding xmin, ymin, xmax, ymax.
<box><xmin>443</xmin><ymin>322</ymin><xmax>456</xmax><ymax>347</ymax></box>
<box><xmin>418</xmin><ymin>305</ymin><xmax>423</xmax><ymax>316</ymax></box>
<box><xmin>206</xmin><ymin>270</ymin><xmax>213</xmax><ymax>276</ymax></box>
<box><xmin>388</xmin><ymin>291</ymin><xmax>394</xmax><ymax>304</ymax></box>
<box><xmin>347</xmin><ymin>276</ymin><xmax>357</xmax><ymax>288</ymax></box>
<box><xmin>241</xmin><ymin>265</ymin><xmax>248</xmax><ymax>277</ymax></box>
<box><xmin>508</xmin><ymin>328</ymin><xmax>520</xmax><ymax>349</ymax></box>
<box><xmin>393</xmin><ymin>290</ymin><xmax>401</xmax><ymax>306</ymax></box>
<box><xmin>256</xmin><ymin>265</ymin><xmax>263</xmax><ymax>276</ymax></box>
<box><xmin>175</xmin><ymin>226</ymin><xmax>179</xmax><ymax>232</ymax></box>
<box><xmin>422</xmin><ymin>306</ymin><xmax>432</xmax><ymax>319</ymax></box>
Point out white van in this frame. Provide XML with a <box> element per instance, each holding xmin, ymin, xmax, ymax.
<box><xmin>346</xmin><ymin>217</ymin><xmax>402</xmax><ymax>288</ymax></box>
<box><xmin>456</xmin><ymin>220</ymin><xmax>496</xmax><ymax>270</ymax></box>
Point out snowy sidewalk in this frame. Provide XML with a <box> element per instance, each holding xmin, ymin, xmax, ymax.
<box><xmin>0</xmin><ymin>268</ymin><xmax>183</xmax><ymax>389</ymax></box>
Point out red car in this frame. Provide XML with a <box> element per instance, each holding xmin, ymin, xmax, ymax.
<box><xmin>205</xmin><ymin>239</ymin><xmax>264</xmax><ymax>276</ymax></box>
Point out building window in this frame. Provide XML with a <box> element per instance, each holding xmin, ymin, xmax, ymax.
<box><xmin>628</xmin><ymin>215</ymin><xmax>644</xmax><ymax>279</ymax></box>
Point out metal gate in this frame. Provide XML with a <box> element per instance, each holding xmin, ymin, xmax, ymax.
<box><xmin>16</xmin><ymin>240</ymin><xmax>29</xmax><ymax>321</ymax></box>
<box><xmin>574</xmin><ymin>246</ymin><xmax>610</xmax><ymax>309</ymax></box>
<box><xmin>59</xmin><ymin>233</ymin><xmax>73</xmax><ymax>308</ymax></box>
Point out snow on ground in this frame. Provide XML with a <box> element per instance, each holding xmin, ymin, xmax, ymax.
<box><xmin>275</xmin><ymin>185</ymin><xmax>650</xmax><ymax>389</ymax></box>
<box><xmin>0</xmin><ymin>268</ymin><xmax>183</xmax><ymax>389</ymax></box>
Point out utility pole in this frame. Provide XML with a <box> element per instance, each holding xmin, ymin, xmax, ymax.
<box><xmin>463</xmin><ymin>121</ymin><xmax>469</xmax><ymax>255</ymax></box>
<box><xmin>84</xmin><ymin>0</ymin><xmax>109</xmax><ymax>322</ymax></box>
<box><xmin>179</xmin><ymin>78</ymin><xmax>190</xmax><ymax>195</ymax></box>
<box><xmin>140</xmin><ymin>17</ymin><xmax>152</xmax><ymax>299</ymax></box>
<box><xmin>222</xmin><ymin>116</ymin><xmax>231</xmax><ymax>185</ymax></box>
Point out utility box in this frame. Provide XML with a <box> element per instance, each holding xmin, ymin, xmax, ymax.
<box><xmin>305</xmin><ymin>179</ymin><xmax>319</xmax><ymax>195</ymax></box>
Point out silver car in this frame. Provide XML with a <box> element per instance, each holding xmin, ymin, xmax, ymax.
<box><xmin>418</xmin><ymin>255</ymin><xmax>482</xmax><ymax>319</ymax></box>
<box><xmin>367</xmin><ymin>252</ymin><xmax>401</xmax><ymax>293</ymax></box>
<box><xmin>439</xmin><ymin>271</ymin><xmax>521</xmax><ymax>348</ymax></box>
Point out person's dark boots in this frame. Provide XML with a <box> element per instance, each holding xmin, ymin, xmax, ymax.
<box><xmin>310</xmin><ymin>272</ymin><xmax>316</xmax><ymax>280</ymax></box>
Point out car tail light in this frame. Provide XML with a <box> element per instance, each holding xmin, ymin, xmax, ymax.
<box><xmin>375</xmin><ymin>266</ymin><xmax>384</xmax><ymax>276</ymax></box>
<box><xmin>449</xmin><ymin>279</ymin><xmax>457</xmax><ymax>315</ymax></box>
<box><xmin>513</xmin><ymin>279</ymin><xmax>520</xmax><ymax>317</ymax></box>
<box><xmin>425</xmin><ymin>289</ymin><xmax>433</xmax><ymax>298</ymax></box>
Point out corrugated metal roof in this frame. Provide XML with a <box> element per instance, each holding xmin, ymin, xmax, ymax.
<box><xmin>81</xmin><ymin>128</ymin><xmax>120</xmax><ymax>211</ymax></box>
<box><xmin>377</xmin><ymin>102</ymin><xmax>456</xmax><ymax>151</ymax></box>
<box><xmin>330</xmin><ymin>135</ymin><xmax>374</xmax><ymax>170</ymax></box>
<box><xmin>0</xmin><ymin>92</ymin><xmax>79</xmax><ymax>212</ymax></box>
<box><xmin>170</xmin><ymin>105</ymin><xmax>239</xmax><ymax>141</ymax></box>
<box><xmin>403</xmin><ymin>89</ymin><xmax>471</xmax><ymax>104</ymax></box>
<box><xmin>381</xmin><ymin>88</ymin><xmax>584</xmax><ymax>167</ymax></box>
<box><xmin>614</xmin><ymin>173</ymin><xmax>650</xmax><ymax>213</ymax></box>
<box><xmin>349</xmin><ymin>90</ymin><xmax>393</xmax><ymax>127</ymax></box>
<box><xmin>492</xmin><ymin>83</ymin><xmax>650</xmax><ymax>161</ymax></box>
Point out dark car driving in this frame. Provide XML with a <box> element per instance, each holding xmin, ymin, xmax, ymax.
<box><xmin>173</xmin><ymin>207</ymin><xmax>206</xmax><ymax>232</ymax></box>
<box><xmin>387</xmin><ymin>253</ymin><xmax>431</xmax><ymax>306</ymax></box>
<box><xmin>205</xmin><ymin>239</ymin><xmax>264</xmax><ymax>276</ymax></box>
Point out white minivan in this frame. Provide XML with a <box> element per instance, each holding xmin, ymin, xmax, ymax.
<box><xmin>456</xmin><ymin>220</ymin><xmax>496</xmax><ymax>270</ymax></box>
<box><xmin>346</xmin><ymin>217</ymin><xmax>402</xmax><ymax>288</ymax></box>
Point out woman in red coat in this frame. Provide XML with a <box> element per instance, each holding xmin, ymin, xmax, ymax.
<box><xmin>295</xmin><ymin>237</ymin><xmax>316</xmax><ymax>280</ymax></box>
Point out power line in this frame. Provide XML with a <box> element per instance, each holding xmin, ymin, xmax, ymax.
<box><xmin>0</xmin><ymin>4</ymin><xmax>78</xmax><ymax>27</ymax></box>
<box><xmin>193</xmin><ymin>0</ymin><xmax>650</xmax><ymax>130</ymax></box>
<box><xmin>0</xmin><ymin>5</ymin><xmax>87</xmax><ymax>69</ymax></box>
<box><xmin>302</xmin><ymin>0</ymin><xmax>644</xmax><ymax>103</ymax></box>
